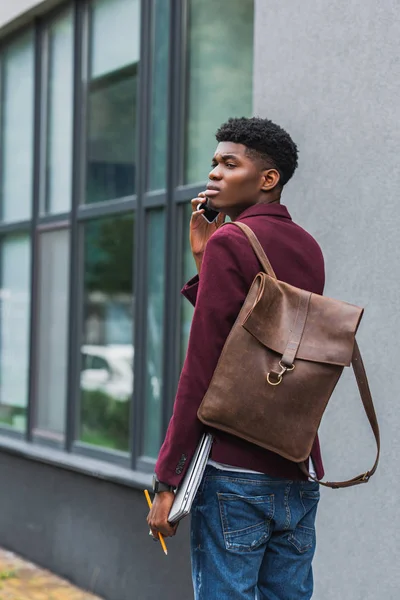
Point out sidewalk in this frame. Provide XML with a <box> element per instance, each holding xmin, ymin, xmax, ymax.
<box><xmin>0</xmin><ymin>548</ymin><xmax>103</xmax><ymax>600</ymax></box>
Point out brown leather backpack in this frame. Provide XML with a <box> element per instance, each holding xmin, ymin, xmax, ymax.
<box><xmin>197</xmin><ymin>222</ymin><xmax>380</xmax><ymax>489</ymax></box>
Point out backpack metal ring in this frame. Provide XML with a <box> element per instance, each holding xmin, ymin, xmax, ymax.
<box><xmin>266</xmin><ymin>361</ymin><xmax>295</xmax><ymax>386</ymax></box>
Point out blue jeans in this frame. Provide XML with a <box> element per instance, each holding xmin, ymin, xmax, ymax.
<box><xmin>190</xmin><ymin>466</ymin><xmax>319</xmax><ymax>600</ymax></box>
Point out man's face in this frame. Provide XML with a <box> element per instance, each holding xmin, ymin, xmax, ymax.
<box><xmin>205</xmin><ymin>142</ymin><xmax>266</xmax><ymax>215</ymax></box>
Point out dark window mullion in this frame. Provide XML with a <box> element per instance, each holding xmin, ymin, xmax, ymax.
<box><xmin>131</xmin><ymin>0</ymin><xmax>152</xmax><ymax>469</ymax></box>
<box><xmin>36</xmin><ymin>220</ymin><xmax>70</xmax><ymax>234</ymax></box>
<box><xmin>161</xmin><ymin>0</ymin><xmax>186</xmax><ymax>439</ymax></box>
<box><xmin>37</xmin><ymin>213</ymin><xmax>71</xmax><ymax>228</ymax></box>
<box><xmin>173</xmin><ymin>183</ymin><xmax>204</xmax><ymax>204</ymax></box>
<box><xmin>65</xmin><ymin>0</ymin><xmax>89</xmax><ymax>452</ymax></box>
<box><xmin>143</xmin><ymin>190</ymin><xmax>167</xmax><ymax>210</ymax></box>
<box><xmin>0</xmin><ymin>220</ymin><xmax>32</xmax><ymax>234</ymax></box>
<box><xmin>76</xmin><ymin>196</ymin><xmax>137</xmax><ymax>221</ymax></box>
<box><xmin>26</xmin><ymin>19</ymin><xmax>44</xmax><ymax>442</ymax></box>
<box><xmin>133</xmin><ymin>208</ymin><xmax>150</xmax><ymax>463</ymax></box>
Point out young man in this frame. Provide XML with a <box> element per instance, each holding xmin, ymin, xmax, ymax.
<box><xmin>148</xmin><ymin>117</ymin><xmax>325</xmax><ymax>599</ymax></box>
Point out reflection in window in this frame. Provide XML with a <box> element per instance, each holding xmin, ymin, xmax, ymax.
<box><xmin>1</xmin><ymin>31</ymin><xmax>34</xmax><ymax>222</ymax></box>
<box><xmin>143</xmin><ymin>209</ymin><xmax>165</xmax><ymax>458</ymax></box>
<box><xmin>35</xmin><ymin>229</ymin><xmax>70</xmax><ymax>438</ymax></box>
<box><xmin>148</xmin><ymin>0</ymin><xmax>170</xmax><ymax>191</ymax></box>
<box><xmin>80</xmin><ymin>213</ymin><xmax>134</xmax><ymax>451</ymax></box>
<box><xmin>185</xmin><ymin>0</ymin><xmax>254</xmax><ymax>184</ymax></box>
<box><xmin>0</xmin><ymin>235</ymin><xmax>31</xmax><ymax>431</ymax></box>
<box><xmin>85</xmin><ymin>0</ymin><xmax>140</xmax><ymax>203</ymax></box>
<box><xmin>180</xmin><ymin>203</ymin><xmax>196</xmax><ymax>365</ymax></box>
<box><xmin>45</xmin><ymin>8</ymin><xmax>74</xmax><ymax>213</ymax></box>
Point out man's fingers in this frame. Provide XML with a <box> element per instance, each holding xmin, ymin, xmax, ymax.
<box><xmin>191</xmin><ymin>195</ymin><xmax>207</xmax><ymax>213</ymax></box>
<box><xmin>148</xmin><ymin>515</ymin><xmax>175</xmax><ymax>538</ymax></box>
<box><xmin>149</xmin><ymin>527</ymin><xmax>159</xmax><ymax>540</ymax></box>
<box><xmin>156</xmin><ymin>522</ymin><xmax>176</xmax><ymax>537</ymax></box>
<box><xmin>150</xmin><ymin>516</ymin><xmax>176</xmax><ymax>537</ymax></box>
<box><xmin>146</xmin><ymin>491</ymin><xmax>177</xmax><ymax>538</ymax></box>
<box><xmin>191</xmin><ymin>207</ymin><xmax>204</xmax><ymax>218</ymax></box>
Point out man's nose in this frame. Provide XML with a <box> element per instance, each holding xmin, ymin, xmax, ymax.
<box><xmin>208</xmin><ymin>165</ymin><xmax>222</xmax><ymax>180</ymax></box>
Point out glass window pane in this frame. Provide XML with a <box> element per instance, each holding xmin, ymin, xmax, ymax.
<box><xmin>90</xmin><ymin>0</ymin><xmax>140</xmax><ymax>79</ymax></box>
<box><xmin>79</xmin><ymin>213</ymin><xmax>134</xmax><ymax>451</ymax></box>
<box><xmin>180</xmin><ymin>202</ymin><xmax>196</xmax><ymax>365</ymax></box>
<box><xmin>35</xmin><ymin>229</ymin><xmax>70</xmax><ymax>438</ymax></box>
<box><xmin>0</xmin><ymin>235</ymin><xmax>31</xmax><ymax>431</ymax></box>
<box><xmin>143</xmin><ymin>209</ymin><xmax>165</xmax><ymax>457</ymax></box>
<box><xmin>85</xmin><ymin>0</ymin><xmax>140</xmax><ymax>204</ymax></box>
<box><xmin>45</xmin><ymin>8</ymin><xmax>74</xmax><ymax>214</ymax></box>
<box><xmin>148</xmin><ymin>0</ymin><xmax>170</xmax><ymax>191</ymax></box>
<box><xmin>185</xmin><ymin>0</ymin><xmax>254</xmax><ymax>184</ymax></box>
<box><xmin>1</xmin><ymin>31</ymin><xmax>34</xmax><ymax>222</ymax></box>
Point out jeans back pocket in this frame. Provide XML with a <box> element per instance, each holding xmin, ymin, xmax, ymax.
<box><xmin>218</xmin><ymin>493</ymin><xmax>274</xmax><ymax>552</ymax></box>
<box><xmin>288</xmin><ymin>488</ymin><xmax>320</xmax><ymax>554</ymax></box>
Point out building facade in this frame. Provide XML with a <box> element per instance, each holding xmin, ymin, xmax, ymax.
<box><xmin>0</xmin><ymin>1</ymin><xmax>397</xmax><ymax>599</ymax></box>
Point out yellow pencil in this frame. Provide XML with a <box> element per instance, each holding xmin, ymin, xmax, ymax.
<box><xmin>144</xmin><ymin>489</ymin><xmax>168</xmax><ymax>556</ymax></box>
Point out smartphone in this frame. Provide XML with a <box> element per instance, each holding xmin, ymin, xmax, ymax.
<box><xmin>197</xmin><ymin>198</ymin><xmax>220</xmax><ymax>224</ymax></box>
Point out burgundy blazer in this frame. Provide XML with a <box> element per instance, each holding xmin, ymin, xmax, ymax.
<box><xmin>156</xmin><ymin>203</ymin><xmax>325</xmax><ymax>488</ymax></box>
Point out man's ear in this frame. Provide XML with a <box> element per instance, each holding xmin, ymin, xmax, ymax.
<box><xmin>261</xmin><ymin>168</ymin><xmax>281</xmax><ymax>191</ymax></box>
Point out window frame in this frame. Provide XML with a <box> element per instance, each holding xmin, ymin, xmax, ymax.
<box><xmin>0</xmin><ymin>0</ymin><xmax>254</xmax><ymax>485</ymax></box>
<box><xmin>0</xmin><ymin>27</ymin><xmax>36</xmax><ymax>224</ymax></box>
<box><xmin>39</xmin><ymin>4</ymin><xmax>75</xmax><ymax>216</ymax></box>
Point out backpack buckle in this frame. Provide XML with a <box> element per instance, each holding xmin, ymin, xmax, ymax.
<box><xmin>267</xmin><ymin>361</ymin><xmax>295</xmax><ymax>386</ymax></box>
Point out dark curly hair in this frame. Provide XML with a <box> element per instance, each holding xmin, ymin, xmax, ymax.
<box><xmin>215</xmin><ymin>117</ymin><xmax>298</xmax><ymax>186</ymax></box>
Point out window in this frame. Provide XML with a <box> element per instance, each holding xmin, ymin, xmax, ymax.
<box><xmin>35</xmin><ymin>229</ymin><xmax>70</xmax><ymax>438</ymax></box>
<box><xmin>43</xmin><ymin>8</ymin><xmax>74</xmax><ymax>214</ymax></box>
<box><xmin>185</xmin><ymin>0</ymin><xmax>254</xmax><ymax>184</ymax></box>
<box><xmin>1</xmin><ymin>30</ymin><xmax>34</xmax><ymax>222</ymax></box>
<box><xmin>0</xmin><ymin>235</ymin><xmax>31</xmax><ymax>431</ymax></box>
<box><xmin>142</xmin><ymin>209</ymin><xmax>165</xmax><ymax>458</ymax></box>
<box><xmin>85</xmin><ymin>0</ymin><xmax>141</xmax><ymax>203</ymax></box>
<box><xmin>0</xmin><ymin>0</ymin><xmax>254</xmax><ymax>474</ymax></box>
<box><xmin>79</xmin><ymin>214</ymin><xmax>134</xmax><ymax>451</ymax></box>
<box><xmin>147</xmin><ymin>0</ymin><xmax>170</xmax><ymax>191</ymax></box>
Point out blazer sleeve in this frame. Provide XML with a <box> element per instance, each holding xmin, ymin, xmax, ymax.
<box><xmin>155</xmin><ymin>228</ymin><xmax>250</xmax><ymax>487</ymax></box>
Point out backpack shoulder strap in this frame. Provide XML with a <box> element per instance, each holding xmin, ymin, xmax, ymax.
<box><xmin>300</xmin><ymin>341</ymin><xmax>380</xmax><ymax>488</ymax></box>
<box><xmin>223</xmin><ymin>221</ymin><xmax>277</xmax><ymax>279</ymax></box>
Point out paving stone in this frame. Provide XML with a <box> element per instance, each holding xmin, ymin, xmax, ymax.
<box><xmin>0</xmin><ymin>548</ymin><xmax>103</xmax><ymax>600</ymax></box>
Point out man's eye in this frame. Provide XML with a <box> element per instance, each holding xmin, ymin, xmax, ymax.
<box><xmin>226</xmin><ymin>163</ymin><xmax>236</xmax><ymax>168</ymax></box>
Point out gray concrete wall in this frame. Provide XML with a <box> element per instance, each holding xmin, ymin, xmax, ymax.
<box><xmin>0</xmin><ymin>451</ymin><xmax>193</xmax><ymax>600</ymax></box>
<box><xmin>254</xmin><ymin>1</ymin><xmax>399</xmax><ymax>598</ymax></box>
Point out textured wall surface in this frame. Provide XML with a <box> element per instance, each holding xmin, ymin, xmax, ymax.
<box><xmin>0</xmin><ymin>452</ymin><xmax>192</xmax><ymax>600</ymax></box>
<box><xmin>254</xmin><ymin>1</ymin><xmax>399</xmax><ymax>598</ymax></box>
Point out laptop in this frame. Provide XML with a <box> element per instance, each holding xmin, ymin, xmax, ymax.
<box><xmin>168</xmin><ymin>433</ymin><xmax>213</xmax><ymax>524</ymax></box>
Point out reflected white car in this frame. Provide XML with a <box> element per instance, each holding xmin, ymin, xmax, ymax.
<box><xmin>81</xmin><ymin>344</ymin><xmax>133</xmax><ymax>401</ymax></box>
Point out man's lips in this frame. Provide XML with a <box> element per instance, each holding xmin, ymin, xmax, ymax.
<box><xmin>206</xmin><ymin>185</ymin><xmax>221</xmax><ymax>197</ymax></box>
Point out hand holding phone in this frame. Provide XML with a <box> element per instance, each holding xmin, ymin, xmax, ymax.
<box><xmin>190</xmin><ymin>195</ymin><xmax>225</xmax><ymax>272</ymax></box>
<box><xmin>196</xmin><ymin>198</ymin><xmax>220</xmax><ymax>224</ymax></box>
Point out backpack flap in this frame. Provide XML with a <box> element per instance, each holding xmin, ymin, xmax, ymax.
<box><xmin>243</xmin><ymin>272</ymin><xmax>364</xmax><ymax>368</ymax></box>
